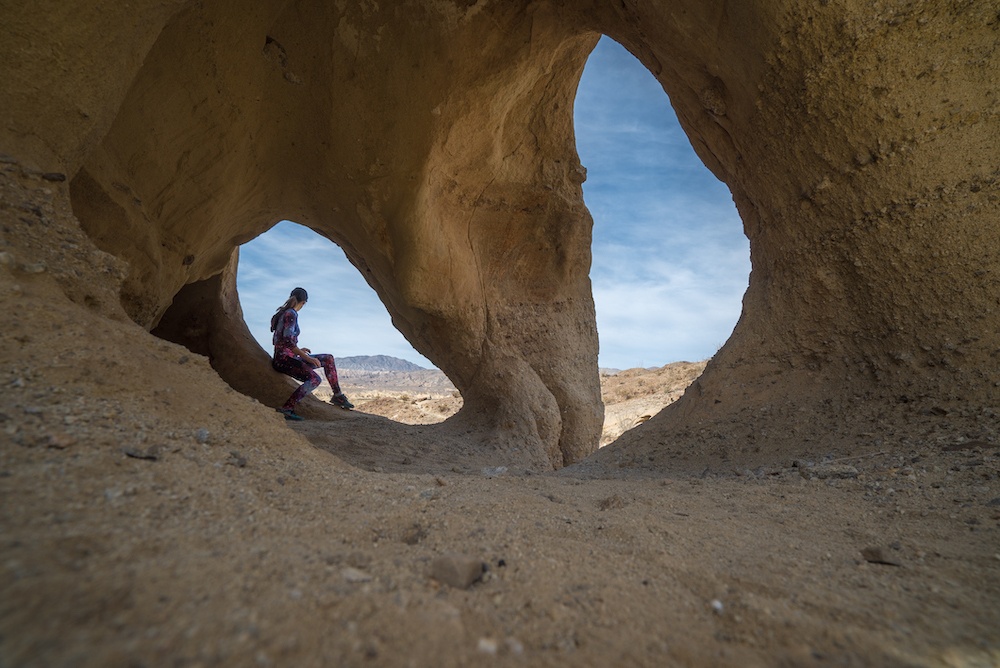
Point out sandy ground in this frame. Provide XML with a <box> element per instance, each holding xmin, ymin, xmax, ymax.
<box><xmin>2</xmin><ymin>171</ymin><xmax>999</xmax><ymax>666</ymax></box>
<box><xmin>325</xmin><ymin>361</ymin><xmax>706</xmax><ymax>447</ymax></box>
<box><xmin>4</xmin><ymin>291</ymin><xmax>998</xmax><ymax>667</ymax></box>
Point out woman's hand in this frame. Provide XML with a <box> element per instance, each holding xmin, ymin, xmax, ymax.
<box><xmin>295</xmin><ymin>347</ymin><xmax>320</xmax><ymax>367</ymax></box>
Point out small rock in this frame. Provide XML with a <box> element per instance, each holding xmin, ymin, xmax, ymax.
<box><xmin>341</xmin><ymin>567</ymin><xmax>373</xmax><ymax>583</ymax></box>
<box><xmin>430</xmin><ymin>553</ymin><xmax>485</xmax><ymax>589</ymax></box>
<box><xmin>402</xmin><ymin>523</ymin><xmax>427</xmax><ymax>545</ymax></box>
<box><xmin>41</xmin><ymin>172</ymin><xmax>66</xmax><ymax>182</ymax></box>
<box><xmin>861</xmin><ymin>546</ymin><xmax>902</xmax><ymax>566</ymax></box>
<box><xmin>196</xmin><ymin>428</ymin><xmax>210</xmax><ymax>444</ymax></box>
<box><xmin>477</xmin><ymin>638</ymin><xmax>498</xmax><ymax>655</ymax></box>
<box><xmin>122</xmin><ymin>446</ymin><xmax>160</xmax><ymax>461</ymax></box>
<box><xmin>986</xmin><ymin>497</ymin><xmax>1000</xmax><ymax>507</ymax></box>
<box><xmin>482</xmin><ymin>466</ymin><xmax>507</xmax><ymax>478</ymax></box>
<box><xmin>20</xmin><ymin>263</ymin><xmax>46</xmax><ymax>274</ymax></box>
<box><xmin>711</xmin><ymin>599</ymin><xmax>724</xmax><ymax>614</ymax></box>
<box><xmin>45</xmin><ymin>432</ymin><xmax>77</xmax><ymax>449</ymax></box>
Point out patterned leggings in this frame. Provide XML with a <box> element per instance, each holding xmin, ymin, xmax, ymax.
<box><xmin>272</xmin><ymin>353</ymin><xmax>341</xmax><ymax>410</ymax></box>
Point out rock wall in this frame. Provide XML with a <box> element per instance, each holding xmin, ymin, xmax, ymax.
<box><xmin>2</xmin><ymin>0</ymin><xmax>998</xmax><ymax>469</ymax></box>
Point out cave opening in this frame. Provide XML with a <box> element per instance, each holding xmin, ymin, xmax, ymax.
<box><xmin>574</xmin><ymin>36</ymin><xmax>750</xmax><ymax>444</ymax></box>
<box><xmin>236</xmin><ymin>220</ymin><xmax>462</xmax><ymax>423</ymax></box>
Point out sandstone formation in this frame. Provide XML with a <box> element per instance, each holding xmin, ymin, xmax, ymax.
<box><xmin>2</xmin><ymin>1</ymin><xmax>998</xmax><ymax>468</ymax></box>
<box><xmin>4</xmin><ymin>2</ymin><xmax>1000</xmax><ymax>665</ymax></box>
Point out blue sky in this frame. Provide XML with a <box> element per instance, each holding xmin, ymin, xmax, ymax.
<box><xmin>237</xmin><ymin>37</ymin><xmax>749</xmax><ymax>371</ymax></box>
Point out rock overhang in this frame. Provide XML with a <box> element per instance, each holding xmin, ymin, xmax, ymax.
<box><xmin>2</xmin><ymin>0</ymin><xmax>998</xmax><ymax>470</ymax></box>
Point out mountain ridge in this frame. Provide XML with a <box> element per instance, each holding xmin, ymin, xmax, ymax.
<box><xmin>337</xmin><ymin>355</ymin><xmax>427</xmax><ymax>372</ymax></box>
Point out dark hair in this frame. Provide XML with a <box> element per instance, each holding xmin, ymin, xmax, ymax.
<box><xmin>270</xmin><ymin>287</ymin><xmax>308</xmax><ymax>332</ymax></box>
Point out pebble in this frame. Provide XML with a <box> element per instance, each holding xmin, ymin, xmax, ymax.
<box><xmin>342</xmin><ymin>567</ymin><xmax>373</xmax><ymax>583</ymax></box>
<box><xmin>860</xmin><ymin>546</ymin><xmax>902</xmax><ymax>566</ymax></box>
<box><xmin>477</xmin><ymin>638</ymin><xmax>498</xmax><ymax>655</ymax></box>
<box><xmin>196</xmin><ymin>428</ymin><xmax>210</xmax><ymax>444</ymax></box>
<box><xmin>46</xmin><ymin>432</ymin><xmax>77</xmax><ymax>449</ymax></box>
<box><xmin>482</xmin><ymin>466</ymin><xmax>508</xmax><ymax>478</ymax></box>
<box><xmin>122</xmin><ymin>446</ymin><xmax>160</xmax><ymax>461</ymax></box>
<box><xmin>430</xmin><ymin>553</ymin><xmax>485</xmax><ymax>589</ymax></box>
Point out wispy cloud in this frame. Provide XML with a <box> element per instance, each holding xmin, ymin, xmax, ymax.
<box><xmin>576</xmin><ymin>37</ymin><xmax>750</xmax><ymax>369</ymax></box>
<box><xmin>235</xmin><ymin>36</ymin><xmax>750</xmax><ymax>372</ymax></box>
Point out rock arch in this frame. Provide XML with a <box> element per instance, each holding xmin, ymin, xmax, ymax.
<box><xmin>2</xmin><ymin>1</ymin><xmax>997</xmax><ymax>470</ymax></box>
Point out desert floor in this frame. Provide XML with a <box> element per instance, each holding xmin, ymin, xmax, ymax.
<box><xmin>1</xmin><ymin>193</ymin><xmax>998</xmax><ymax>665</ymax></box>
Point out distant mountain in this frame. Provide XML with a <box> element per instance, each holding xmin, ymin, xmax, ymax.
<box><xmin>337</xmin><ymin>355</ymin><xmax>427</xmax><ymax>372</ymax></box>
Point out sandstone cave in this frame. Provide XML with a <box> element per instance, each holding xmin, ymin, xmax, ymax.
<box><xmin>7</xmin><ymin>0</ymin><xmax>990</xmax><ymax>471</ymax></box>
<box><xmin>2</xmin><ymin>1</ymin><xmax>999</xmax><ymax>665</ymax></box>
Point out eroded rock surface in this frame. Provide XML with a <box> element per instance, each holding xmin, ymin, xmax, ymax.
<box><xmin>3</xmin><ymin>2</ymin><xmax>1000</xmax><ymax>666</ymax></box>
<box><xmin>2</xmin><ymin>1</ymin><xmax>998</xmax><ymax>468</ymax></box>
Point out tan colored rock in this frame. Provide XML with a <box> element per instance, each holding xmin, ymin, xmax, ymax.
<box><xmin>430</xmin><ymin>553</ymin><xmax>486</xmax><ymax>590</ymax></box>
<box><xmin>2</xmin><ymin>5</ymin><xmax>1000</xmax><ymax>663</ymax></box>
<box><xmin>2</xmin><ymin>0</ymin><xmax>999</xmax><ymax>471</ymax></box>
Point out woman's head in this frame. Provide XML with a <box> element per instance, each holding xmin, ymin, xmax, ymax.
<box><xmin>271</xmin><ymin>287</ymin><xmax>309</xmax><ymax>331</ymax></box>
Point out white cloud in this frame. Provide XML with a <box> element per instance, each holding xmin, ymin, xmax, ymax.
<box><xmin>235</xmin><ymin>36</ymin><xmax>751</xmax><ymax>374</ymax></box>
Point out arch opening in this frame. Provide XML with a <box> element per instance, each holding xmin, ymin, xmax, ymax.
<box><xmin>236</xmin><ymin>220</ymin><xmax>463</xmax><ymax>424</ymax></box>
<box><xmin>574</xmin><ymin>37</ymin><xmax>750</xmax><ymax>446</ymax></box>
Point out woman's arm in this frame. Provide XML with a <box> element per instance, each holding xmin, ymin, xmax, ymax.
<box><xmin>293</xmin><ymin>346</ymin><xmax>319</xmax><ymax>367</ymax></box>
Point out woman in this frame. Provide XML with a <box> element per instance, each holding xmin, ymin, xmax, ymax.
<box><xmin>270</xmin><ymin>287</ymin><xmax>354</xmax><ymax>420</ymax></box>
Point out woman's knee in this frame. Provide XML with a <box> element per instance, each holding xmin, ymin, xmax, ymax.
<box><xmin>303</xmin><ymin>370</ymin><xmax>322</xmax><ymax>391</ymax></box>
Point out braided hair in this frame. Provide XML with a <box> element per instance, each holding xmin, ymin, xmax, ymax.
<box><xmin>270</xmin><ymin>287</ymin><xmax>308</xmax><ymax>332</ymax></box>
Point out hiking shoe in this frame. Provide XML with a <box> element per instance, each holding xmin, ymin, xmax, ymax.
<box><xmin>277</xmin><ymin>408</ymin><xmax>305</xmax><ymax>421</ymax></box>
<box><xmin>332</xmin><ymin>393</ymin><xmax>354</xmax><ymax>410</ymax></box>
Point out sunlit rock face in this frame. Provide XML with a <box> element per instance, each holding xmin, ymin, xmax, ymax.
<box><xmin>2</xmin><ymin>1</ymin><xmax>997</xmax><ymax>468</ymax></box>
